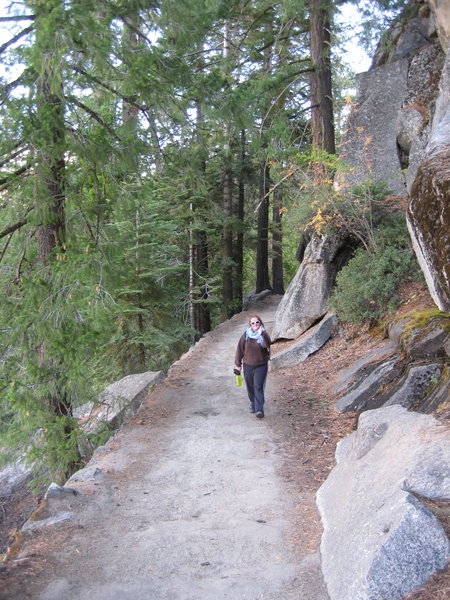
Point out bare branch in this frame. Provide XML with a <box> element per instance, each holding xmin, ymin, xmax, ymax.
<box><xmin>0</xmin><ymin>16</ymin><xmax>35</xmax><ymax>22</ymax></box>
<box><xmin>0</xmin><ymin>67</ymin><xmax>35</xmax><ymax>103</ymax></box>
<box><xmin>0</xmin><ymin>23</ymin><xmax>35</xmax><ymax>55</ymax></box>
<box><xmin>68</xmin><ymin>96</ymin><xmax>122</xmax><ymax>141</ymax></box>
<box><xmin>16</xmin><ymin>247</ymin><xmax>27</xmax><ymax>281</ymax></box>
<box><xmin>0</xmin><ymin>207</ymin><xmax>33</xmax><ymax>240</ymax></box>
<box><xmin>259</xmin><ymin>70</ymin><xmax>313</xmax><ymax>134</ymax></box>
<box><xmin>0</xmin><ymin>164</ymin><xmax>31</xmax><ymax>188</ymax></box>
<box><xmin>254</xmin><ymin>167</ymin><xmax>302</xmax><ymax>213</ymax></box>
<box><xmin>0</xmin><ymin>231</ymin><xmax>13</xmax><ymax>262</ymax></box>
<box><xmin>70</xmin><ymin>65</ymin><xmax>148</xmax><ymax>110</ymax></box>
<box><xmin>0</xmin><ymin>145</ymin><xmax>28</xmax><ymax>169</ymax></box>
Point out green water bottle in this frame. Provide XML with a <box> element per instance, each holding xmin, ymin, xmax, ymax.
<box><xmin>234</xmin><ymin>368</ymin><xmax>243</xmax><ymax>387</ymax></box>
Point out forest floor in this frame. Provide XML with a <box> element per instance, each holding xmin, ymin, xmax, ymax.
<box><xmin>0</xmin><ymin>283</ymin><xmax>448</xmax><ymax>599</ymax></box>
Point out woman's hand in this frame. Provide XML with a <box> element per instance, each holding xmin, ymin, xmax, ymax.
<box><xmin>234</xmin><ymin>365</ymin><xmax>241</xmax><ymax>372</ymax></box>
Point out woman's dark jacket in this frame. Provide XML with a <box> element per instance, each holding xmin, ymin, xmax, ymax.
<box><xmin>235</xmin><ymin>330</ymin><xmax>271</xmax><ymax>367</ymax></box>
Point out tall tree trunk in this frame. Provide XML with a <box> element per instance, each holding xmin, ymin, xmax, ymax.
<box><xmin>233</xmin><ymin>129</ymin><xmax>246</xmax><ymax>309</ymax></box>
<box><xmin>256</xmin><ymin>18</ymin><xmax>274</xmax><ymax>295</ymax></box>
<box><xmin>272</xmin><ymin>186</ymin><xmax>284</xmax><ymax>295</ymax></box>
<box><xmin>32</xmin><ymin>2</ymin><xmax>81</xmax><ymax>481</ymax></box>
<box><xmin>256</xmin><ymin>162</ymin><xmax>271</xmax><ymax>293</ymax></box>
<box><xmin>35</xmin><ymin>2</ymin><xmax>67</xmax><ymax>419</ymax></box>
<box><xmin>189</xmin><ymin>101</ymin><xmax>211</xmax><ymax>338</ymax></box>
<box><xmin>222</xmin><ymin>21</ymin><xmax>235</xmax><ymax>318</ymax></box>
<box><xmin>222</xmin><ymin>147</ymin><xmax>234</xmax><ymax>316</ymax></box>
<box><xmin>189</xmin><ymin>226</ymin><xmax>210</xmax><ymax>337</ymax></box>
<box><xmin>36</xmin><ymin>64</ymin><xmax>66</xmax><ymax>263</ymax></box>
<box><xmin>310</xmin><ymin>0</ymin><xmax>336</xmax><ymax>184</ymax></box>
<box><xmin>123</xmin><ymin>13</ymin><xmax>146</xmax><ymax>368</ymax></box>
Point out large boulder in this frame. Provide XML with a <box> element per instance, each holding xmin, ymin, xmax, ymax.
<box><xmin>407</xmin><ymin>148</ymin><xmax>450</xmax><ymax>312</ymax></box>
<box><xmin>270</xmin><ymin>313</ymin><xmax>337</xmax><ymax>370</ymax></box>
<box><xmin>74</xmin><ymin>371</ymin><xmax>164</xmax><ymax>436</ymax></box>
<box><xmin>317</xmin><ymin>405</ymin><xmax>450</xmax><ymax>600</ymax></box>
<box><xmin>271</xmin><ymin>232</ymin><xmax>352</xmax><ymax>340</ymax></box>
<box><xmin>407</xmin><ymin>42</ymin><xmax>450</xmax><ymax>313</ymax></box>
<box><xmin>406</xmin><ymin>5</ymin><xmax>450</xmax><ymax>311</ymax></box>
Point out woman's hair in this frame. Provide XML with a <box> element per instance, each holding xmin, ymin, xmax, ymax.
<box><xmin>249</xmin><ymin>315</ymin><xmax>264</xmax><ymax>327</ymax></box>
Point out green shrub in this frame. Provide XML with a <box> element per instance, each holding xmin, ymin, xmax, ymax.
<box><xmin>329</xmin><ymin>213</ymin><xmax>421</xmax><ymax>324</ymax></box>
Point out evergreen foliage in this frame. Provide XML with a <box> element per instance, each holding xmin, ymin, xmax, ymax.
<box><xmin>0</xmin><ymin>0</ymin><xmax>413</xmax><ymax>482</ymax></box>
<box><xmin>329</xmin><ymin>187</ymin><xmax>421</xmax><ymax>324</ymax></box>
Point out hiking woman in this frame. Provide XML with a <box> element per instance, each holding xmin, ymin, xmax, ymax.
<box><xmin>234</xmin><ymin>315</ymin><xmax>271</xmax><ymax>418</ymax></box>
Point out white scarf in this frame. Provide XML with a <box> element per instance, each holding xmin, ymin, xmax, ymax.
<box><xmin>245</xmin><ymin>326</ymin><xmax>265</xmax><ymax>345</ymax></box>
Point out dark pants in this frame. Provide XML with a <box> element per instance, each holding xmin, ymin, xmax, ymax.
<box><xmin>243</xmin><ymin>363</ymin><xmax>268</xmax><ymax>414</ymax></box>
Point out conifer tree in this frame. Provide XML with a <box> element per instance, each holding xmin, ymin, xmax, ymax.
<box><xmin>0</xmin><ymin>0</ymin><xmax>396</xmax><ymax>480</ymax></box>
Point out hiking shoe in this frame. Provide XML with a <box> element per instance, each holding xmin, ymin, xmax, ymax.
<box><xmin>255</xmin><ymin>411</ymin><xmax>264</xmax><ymax>419</ymax></box>
<box><xmin>250</xmin><ymin>405</ymin><xmax>256</xmax><ymax>413</ymax></box>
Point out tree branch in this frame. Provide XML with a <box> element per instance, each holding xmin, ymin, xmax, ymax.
<box><xmin>0</xmin><ymin>24</ymin><xmax>35</xmax><ymax>55</ymax></box>
<box><xmin>0</xmin><ymin>145</ymin><xmax>27</xmax><ymax>169</ymax></box>
<box><xmin>0</xmin><ymin>207</ymin><xmax>33</xmax><ymax>241</ymax></box>
<box><xmin>70</xmin><ymin>65</ymin><xmax>148</xmax><ymax>110</ymax></box>
<box><xmin>0</xmin><ymin>16</ymin><xmax>35</xmax><ymax>22</ymax></box>
<box><xmin>68</xmin><ymin>96</ymin><xmax>122</xmax><ymax>141</ymax></box>
<box><xmin>0</xmin><ymin>67</ymin><xmax>35</xmax><ymax>103</ymax></box>
<box><xmin>0</xmin><ymin>164</ymin><xmax>31</xmax><ymax>188</ymax></box>
<box><xmin>254</xmin><ymin>167</ymin><xmax>302</xmax><ymax>213</ymax></box>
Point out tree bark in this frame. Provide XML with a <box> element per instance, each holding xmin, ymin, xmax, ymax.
<box><xmin>34</xmin><ymin>2</ymin><xmax>77</xmax><ymax>459</ymax></box>
<box><xmin>233</xmin><ymin>129</ymin><xmax>246</xmax><ymax>309</ymax></box>
<box><xmin>256</xmin><ymin>162</ymin><xmax>272</xmax><ymax>293</ymax></box>
<box><xmin>272</xmin><ymin>187</ymin><xmax>285</xmax><ymax>295</ymax></box>
<box><xmin>123</xmin><ymin>13</ymin><xmax>147</xmax><ymax>368</ymax></box>
<box><xmin>189</xmin><ymin>102</ymin><xmax>211</xmax><ymax>338</ymax></box>
<box><xmin>255</xmin><ymin>17</ymin><xmax>274</xmax><ymax>295</ymax></box>
<box><xmin>221</xmin><ymin>21</ymin><xmax>235</xmax><ymax>318</ymax></box>
<box><xmin>35</xmin><ymin>58</ymin><xmax>66</xmax><ymax>266</ymax></box>
<box><xmin>310</xmin><ymin>0</ymin><xmax>336</xmax><ymax>183</ymax></box>
<box><xmin>222</xmin><ymin>151</ymin><xmax>234</xmax><ymax>316</ymax></box>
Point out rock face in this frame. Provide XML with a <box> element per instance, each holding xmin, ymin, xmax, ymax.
<box><xmin>271</xmin><ymin>232</ymin><xmax>352</xmax><ymax>340</ymax></box>
<box><xmin>338</xmin><ymin>59</ymin><xmax>409</xmax><ymax>194</ymax></box>
<box><xmin>408</xmin><ymin>54</ymin><xmax>450</xmax><ymax>312</ymax></box>
<box><xmin>317</xmin><ymin>405</ymin><xmax>450</xmax><ymax>600</ymax></box>
<box><xmin>406</xmin><ymin>8</ymin><xmax>450</xmax><ymax>312</ymax></box>
<box><xmin>339</xmin><ymin>1</ymin><xmax>445</xmax><ymax>191</ymax></box>
<box><xmin>335</xmin><ymin>355</ymin><xmax>402</xmax><ymax>413</ymax></box>
<box><xmin>341</xmin><ymin>0</ymin><xmax>449</xmax><ymax>311</ymax></box>
<box><xmin>324</xmin><ymin>310</ymin><xmax>449</xmax><ymax>596</ymax></box>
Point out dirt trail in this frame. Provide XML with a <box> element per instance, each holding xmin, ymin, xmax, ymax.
<box><xmin>0</xmin><ymin>296</ymin><xmax>329</xmax><ymax>600</ymax></box>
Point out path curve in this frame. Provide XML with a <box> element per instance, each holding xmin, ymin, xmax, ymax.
<box><xmin>0</xmin><ymin>296</ymin><xmax>329</xmax><ymax>600</ymax></box>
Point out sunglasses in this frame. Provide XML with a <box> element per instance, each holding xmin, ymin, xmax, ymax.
<box><xmin>250</xmin><ymin>320</ymin><xmax>260</xmax><ymax>325</ymax></box>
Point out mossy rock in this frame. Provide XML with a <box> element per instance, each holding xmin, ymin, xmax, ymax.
<box><xmin>418</xmin><ymin>365</ymin><xmax>450</xmax><ymax>415</ymax></box>
<box><xmin>387</xmin><ymin>309</ymin><xmax>450</xmax><ymax>360</ymax></box>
